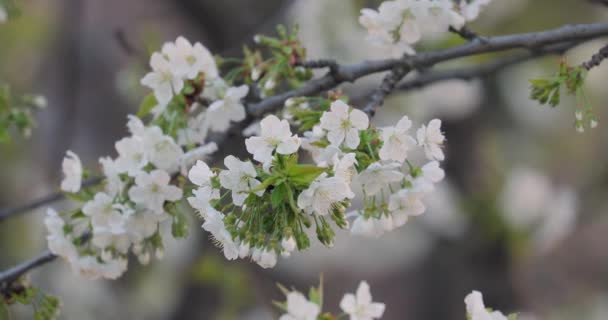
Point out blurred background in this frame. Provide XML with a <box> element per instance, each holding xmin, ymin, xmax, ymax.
<box><xmin>1</xmin><ymin>0</ymin><xmax>608</xmax><ymax>319</ymax></box>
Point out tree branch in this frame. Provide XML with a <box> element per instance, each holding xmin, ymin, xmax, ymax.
<box><xmin>363</xmin><ymin>63</ymin><xmax>411</xmax><ymax>116</ymax></box>
<box><xmin>248</xmin><ymin>23</ymin><xmax>608</xmax><ymax>116</ymax></box>
<box><xmin>582</xmin><ymin>43</ymin><xmax>608</xmax><ymax>70</ymax></box>
<box><xmin>0</xmin><ymin>177</ymin><xmax>102</xmax><ymax>223</ymax></box>
<box><xmin>396</xmin><ymin>41</ymin><xmax>579</xmax><ymax>91</ymax></box>
<box><xmin>449</xmin><ymin>26</ymin><xmax>485</xmax><ymax>42</ymax></box>
<box><xmin>0</xmin><ymin>251</ymin><xmax>56</xmax><ymax>286</ymax></box>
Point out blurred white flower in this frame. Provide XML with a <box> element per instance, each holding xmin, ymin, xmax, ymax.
<box><xmin>61</xmin><ymin>150</ymin><xmax>83</xmax><ymax>193</ymax></box>
<box><xmin>162</xmin><ymin>36</ymin><xmax>218</xmax><ymax>80</ymax></box>
<box><xmin>140</xmin><ymin>52</ymin><xmax>183</xmax><ymax>106</ymax></box>
<box><xmin>207</xmin><ymin>85</ymin><xmax>249</xmax><ymax>132</ymax></box>
<box><xmin>379</xmin><ymin>115</ymin><xmax>417</xmax><ymax>163</ymax></box>
<box><xmin>417</xmin><ymin>119</ymin><xmax>445</xmax><ymax>161</ymax></box>
<box><xmin>297</xmin><ymin>173</ymin><xmax>354</xmax><ymax>216</ymax></box>
<box><xmin>218</xmin><ymin>155</ymin><xmax>263</xmax><ymax>206</ymax></box>
<box><xmin>464</xmin><ymin>290</ymin><xmax>507</xmax><ymax>320</ymax></box>
<box><xmin>280</xmin><ymin>291</ymin><xmax>320</xmax><ymax>320</ymax></box>
<box><xmin>340</xmin><ymin>281</ymin><xmax>385</xmax><ymax>320</ymax></box>
<box><xmin>356</xmin><ymin>162</ymin><xmax>404</xmax><ymax>196</ymax></box>
<box><xmin>128</xmin><ymin>170</ymin><xmax>183</xmax><ymax>214</ymax></box>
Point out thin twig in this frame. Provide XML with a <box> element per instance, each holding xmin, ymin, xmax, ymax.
<box><xmin>0</xmin><ymin>251</ymin><xmax>56</xmax><ymax>285</ymax></box>
<box><xmin>248</xmin><ymin>23</ymin><xmax>608</xmax><ymax>116</ymax></box>
<box><xmin>363</xmin><ymin>63</ymin><xmax>411</xmax><ymax>116</ymax></box>
<box><xmin>582</xmin><ymin>43</ymin><xmax>608</xmax><ymax>70</ymax></box>
<box><xmin>396</xmin><ymin>41</ymin><xmax>579</xmax><ymax>91</ymax></box>
<box><xmin>449</xmin><ymin>26</ymin><xmax>486</xmax><ymax>42</ymax></box>
<box><xmin>295</xmin><ymin>59</ymin><xmax>339</xmax><ymax>73</ymax></box>
<box><xmin>0</xmin><ymin>177</ymin><xmax>102</xmax><ymax>223</ymax></box>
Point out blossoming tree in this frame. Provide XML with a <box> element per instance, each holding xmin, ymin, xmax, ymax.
<box><xmin>0</xmin><ymin>0</ymin><xmax>607</xmax><ymax>319</ymax></box>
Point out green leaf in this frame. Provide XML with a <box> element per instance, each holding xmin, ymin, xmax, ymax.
<box><xmin>137</xmin><ymin>94</ymin><xmax>158</xmax><ymax>118</ymax></box>
<box><xmin>271</xmin><ymin>183</ymin><xmax>288</xmax><ymax>209</ymax></box>
<box><xmin>287</xmin><ymin>165</ymin><xmax>326</xmax><ymax>186</ymax></box>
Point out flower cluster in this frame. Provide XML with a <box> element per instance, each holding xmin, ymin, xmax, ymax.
<box><xmin>359</xmin><ymin>0</ymin><xmax>493</xmax><ymax>56</ymax></box>
<box><xmin>187</xmin><ymin>97</ymin><xmax>446</xmax><ymax>268</ymax></box>
<box><xmin>296</xmin><ymin>99</ymin><xmax>446</xmax><ymax>238</ymax></box>
<box><xmin>46</xmin><ymin>36</ymin><xmax>251</xmax><ymax>279</ymax></box>
<box><xmin>277</xmin><ymin>281</ymin><xmax>385</xmax><ymax>320</ymax></box>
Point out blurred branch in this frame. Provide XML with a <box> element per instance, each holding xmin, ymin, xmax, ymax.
<box><xmin>0</xmin><ymin>251</ymin><xmax>56</xmax><ymax>286</ymax></box>
<box><xmin>449</xmin><ymin>26</ymin><xmax>486</xmax><ymax>42</ymax></box>
<box><xmin>248</xmin><ymin>22</ymin><xmax>608</xmax><ymax>116</ymax></box>
<box><xmin>0</xmin><ymin>177</ymin><xmax>102</xmax><ymax>223</ymax></box>
<box><xmin>395</xmin><ymin>41</ymin><xmax>579</xmax><ymax>92</ymax></box>
<box><xmin>582</xmin><ymin>43</ymin><xmax>608</xmax><ymax>70</ymax></box>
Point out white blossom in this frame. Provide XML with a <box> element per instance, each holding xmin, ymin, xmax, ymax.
<box><xmin>412</xmin><ymin>161</ymin><xmax>445</xmax><ymax>193</ymax></box>
<box><xmin>388</xmin><ymin>189</ymin><xmax>426</xmax><ymax>227</ymax></box>
<box><xmin>256</xmin><ymin>248</ymin><xmax>278</xmax><ymax>269</ymax></box>
<box><xmin>126</xmin><ymin>210</ymin><xmax>166</xmax><ymax>242</ymax></box>
<box><xmin>176</xmin><ymin>111</ymin><xmax>210</xmax><ymax>146</ymax></box>
<box><xmin>333</xmin><ymin>153</ymin><xmax>358</xmax><ymax>186</ymax></box>
<box><xmin>351</xmin><ymin>215</ymin><xmax>393</xmax><ymax>238</ymax></box>
<box><xmin>238</xmin><ymin>241</ymin><xmax>251</xmax><ymax>259</ymax></box>
<box><xmin>245</xmin><ymin>115</ymin><xmax>301</xmax><ymax>164</ymax></box>
<box><xmin>280</xmin><ymin>291</ymin><xmax>320</xmax><ymax>320</ymax></box>
<box><xmin>417</xmin><ymin>119</ymin><xmax>445</xmax><ymax>161</ymax></box>
<box><xmin>281</xmin><ymin>236</ymin><xmax>297</xmax><ymax>257</ymax></box>
<box><xmin>142</xmin><ymin>126</ymin><xmax>184</xmax><ymax>172</ymax></box>
<box><xmin>297</xmin><ymin>173</ymin><xmax>354</xmax><ymax>216</ymax></box>
<box><xmin>320</xmin><ymin>100</ymin><xmax>369</xmax><ymax>149</ymax></box>
<box><xmin>459</xmin><ymin>0</ymin><xmax>493</xmax><ymax>21</ymax></box>
<box><xmin>202</xmin><ymin>208</ymin><xmax>239</xmax><ymax>260</ymax></box>
<box><xmin>83</xmin><ymin>192</ymin><xmax>126</xmax><ymax>235</ymax></box>
<box><xmin>61</xmin><ymin>150</ymin><xmax>82</xmax><ymax>193</ymax></box>
<box><xmin>114</xmin><ymin>136</ymin><xmax>147</xmax><ymax>176</ymax></box>
<box><xmin>218</xmin><ymin>155</ymin><xmax>264</xmax><ymax>206</ymax></box>
<box><xmin>421</xmin><ymin>0</ymin><xmax>465</xmax><ymax>34</ymax></box>
<box><xmin>140</xmin><ymin>52</ymin><xmax>184</xmax><ymax>106</ymax></box>
<box><xmin>187</xmin><ymin>160</ymin><xmax>220</xmax><ymax>218</ymax></box>
<box><xmin>340</xmin><ymin>281</ymin><xmax>385</xmax><ymax>320</ymax></box>
<box><xmin>45</xmin><ymin>208</ymin><xmax>77</xmax><ymax>261</ymax></box>
<box><xmin>464</xmin><ymin>291</ymin><xmax>508</xmax><ymax>320</ymax></box>
<box><xmin>206</xmin><ymin>84</ymin><xmax>249</xmax><ymax>132</ymax></box>
<box><xmin>188</xmin><ymin>160</ymin><xmax>215</xmax><ymax>188</ymax></box>
<box><xmin>378</xmin><ymin>116</ymin><xmax>417</xmax><ymax>163</ymax></box>
<box><xmin>356</xmin><ymin>162</ymin><xmax>404</xmax><ymax>196</ymax></box>
<box><xmin>162</xmin><ymin>36</ymin><xmax>218</xmax><ymax>80</ymax></box>
<box><xmin>99</xmin><ymin>157</ymin><xmax>124</xmax><ymax>197</ymax></box>
<box><xmin>128</xmin><ymin>170</ymin><xmax>183</xmax><ymax>214</ymax></box>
